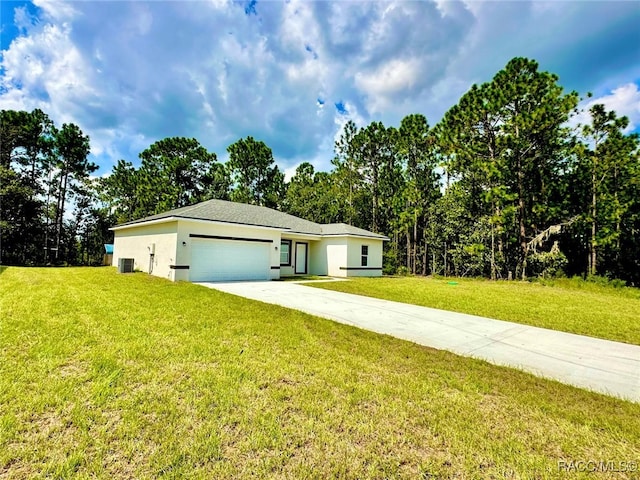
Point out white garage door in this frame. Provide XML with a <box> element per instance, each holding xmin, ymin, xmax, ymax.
<box><xmin>190</xmin><ymin>239</ymin><xmax>271</xmax><ymax>282</ymax></box>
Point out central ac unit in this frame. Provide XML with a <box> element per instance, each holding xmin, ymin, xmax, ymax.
<box><xmin>118</xmin><ymin>258</ymin><xmax>135</xmax><ymax>273</ymax></box>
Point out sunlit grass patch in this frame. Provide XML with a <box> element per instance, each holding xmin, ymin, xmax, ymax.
<box><xmin>1</xmin><ymin>267</ymin><xmax>638</xmax><ymax>478</ymax></box>
<box><xmin>311</xmin><ymin>276</ymin><xmax>640</xmax><ymax>345</ymax></box>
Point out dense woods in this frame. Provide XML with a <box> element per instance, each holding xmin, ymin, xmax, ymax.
<box><xmin>2</xmin><ymin>58</ymin><xmax>639</xmax><ymax>283</ymax></box>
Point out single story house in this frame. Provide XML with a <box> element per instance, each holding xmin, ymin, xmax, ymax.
<box><xmin>111</xmin><ymin>199</ymin><xmax>388</xmax><ymax>282</ymax></box>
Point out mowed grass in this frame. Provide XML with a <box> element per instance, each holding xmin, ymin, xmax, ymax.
<box><xmin>312</xmin><ymin>276</ymin><xmax>640</xmax><ymax>345</ymax></box>
<box><xmin>1</xmin><ymin>268</ymin><xmax>639</xmax><ymax>479</ymax></box>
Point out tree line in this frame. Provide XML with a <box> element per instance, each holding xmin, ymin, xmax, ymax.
<box><xmin>0</xmin><ymin>109</ymin><xmax>101</xmax><ymax>265</ymax></box>
<box><xmin>1</xmin><ymin>57</ymin><xmax>638</xmax><ymax>283</ymax></box>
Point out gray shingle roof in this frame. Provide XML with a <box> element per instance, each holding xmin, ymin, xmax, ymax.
<box><xmin>115</xmin><ymin>199</ymin><xmax>388</xmax><ymax>239</ymax></box>
<box><xmin>320</xmin><ymin>223</ymin><xmax>389</xmax><ymax>239</ymax></box>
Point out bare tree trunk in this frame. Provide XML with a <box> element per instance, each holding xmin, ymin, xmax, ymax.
<box><xmin>491</xmin><ymin>203</ymin><xmax>497</xmax><ymax>280</ymax></box>
<box><xmin>349</xmin><ymin>183</ymin><xmax>353</xmax><ymax>225</ymax></box>
<box><xmin>443</xmin><ymin>241</ymin><xmax>447</xmax><ymax>277</ymax></box>
<box><xmin>55</xmin><ymin>172</ymin><xmax>68</xmax><ymax>261</ymax></box>
<box><xmin>406</xmin><ymin>230</ymin><xmax>411</xmax><ymax>269</ymax></box>
<box><xmin>433</xmin><ymin>251</ymin><xmax>437</xmax><ymax>275</ymax></box>
<box><xmin>371</xmin><ymin>160</ymin><xmax>379</xmax><ymax>233</ymax></box>
<box><xmin>371</xmin><ymin>193</ymin><xmax>377</xmax><ymax>232</ymax></box>
<box><xmin>422</xmin><ymin>236</ymin><xmax>427</xmax><ymax>276</ymax></box>
<box><xmin>412</xmin><ymin>213</ymin><xmax>417</xmax><ymax>274</ymax></box>
<box><xmin>491</xmin><ymin>224</ymin><xmax>496</xmax><ymax>280</ymax></box>
<box><xmin>44</xmin><ymin>166</ymin><xmax>52</xmax><ymax>263</ymax></box>
<box><xmin>590</xmin><ymin>166</ymin><xmax>597</xmax><ymax>276</ymax></box>
<box><xmin>393</xmin><ymin>231</ymin><xmax>399</xmax><ymax>271</ymax></box>
<box><xmin>518</xmin><ymin>160</ymin><xmax>527</xmax><ymax>280</ymax></box>
<box><xmin>614</xmin><ymin>166</ymin><xmax>620</xmax><ymax>272</ymax></box>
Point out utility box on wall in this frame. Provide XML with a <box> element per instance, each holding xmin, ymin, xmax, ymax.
<box><xmin>118</xmin><ymin>258</ymin><xmax>135</xmax><ymax>273</ymax></box>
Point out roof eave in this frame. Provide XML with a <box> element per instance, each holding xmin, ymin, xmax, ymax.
<box><xmin>321</xmin><ymin>233</ymin><xmax>389</xmax><ymax>240</ymax></box>
<box><xmin>177</xmin><ymin>217</ymin><xmax>293</xmax><ymax>232</ymax></box>
<box><xmin>282</xmin><ymin>231</ymin><xmax>323</xmax><ymax>239</ymax></box>
<box><xmin>110</xmin><ymin>216</ymin><xmax>178</xmax><ymax>231</ymax></box>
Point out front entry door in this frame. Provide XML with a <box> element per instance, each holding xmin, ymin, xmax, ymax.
<box><xmin>295</xmin><ymin>243</ymin><xmax>308</xmax><ymax>274</ymax></box>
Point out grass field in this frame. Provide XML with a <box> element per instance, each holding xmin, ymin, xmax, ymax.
<box><xmin>1</xmin><ymin>267</ymin><xmax>639</xmax><ymax>479</ymax></box>
<box><xmin>311</xmin><ymin>276</ymin><xmax>640</xmax><ymax>346</ymax></box>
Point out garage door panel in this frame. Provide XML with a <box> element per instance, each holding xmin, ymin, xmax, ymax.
<box><xmin>190</xmin><ymin>239</ymin><xmax>271</xmax><ymax>282</ymax></box>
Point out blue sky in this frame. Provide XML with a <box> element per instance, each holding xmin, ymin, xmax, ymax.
<box><xmin>1</xmin><ymin>0</ymin><xmax>639</xmax><ymax>178</ymax></box>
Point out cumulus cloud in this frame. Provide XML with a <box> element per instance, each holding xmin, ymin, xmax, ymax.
<box><xmin>0</xmin><ymin>20</ymin><xmax>96</xmax><ymax>125</ymax></box>
<box><xmin>573</xmin><ymin>83</ymin><xmax>640</xmax><ymax>133</ymax></box>
<box><xmin>592</xmin><ymin>84</ymin><xmax>640</xmax><ymax>132</ymax></box>
<box><xmin>355</xmin><ymin>58</ymin><xmax>423</xmax><ymax>113</ymax></box>
<box><xmin>1</xmin><ymin>0</ymin><xmax>638</xmax><ymax>177</ymax></box>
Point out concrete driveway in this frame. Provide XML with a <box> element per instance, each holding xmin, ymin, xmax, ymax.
<box><xmin>197</xmin><ymin>280</ymin><xmax>640</xmax><ymax>402</ymax></box>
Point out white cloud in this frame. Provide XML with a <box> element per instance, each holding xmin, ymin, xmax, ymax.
<box><xmin>0</xmin><ymin>0</ymin><xmax>638</xmax><ymax>178</ymax></box>
<box><xmin>33</xmin><ymin>0</ymin><xmax>78</xmax><ymax>22</ymax></box>
<box><xmin>283</xmin><ymin>163</ymin><xmax>299</xmax><ymax>182</ymax></box>
<box><xmin>331</xmin><ymin>100</ymin><xmax>368</xmax><ymax>149</ymax></box>
<box><xmin>588</xmin><ymin>84</ymin><xmax>640</xmax><ymax>132</ymax></box>
<box><xmin>132</xmin><ymin>4</ymin><xmax>153</xmax><ymax>36</ymax></box>
<box><xmin>0</xmin><ymin>18</ymin><xmax>98</xmax><ymax>128</ymax></box>
<box><xmin>355</xmin><ymin>58</ymin><xmax>421</xmax><ymax>112</ymax></box>
<box><xmin>13</xmin><ymin>5</ymin><xmax>37</xmax><ymax>32</ymax></box>
<box><xmin>570</xmin><ymin>84</ymin><xmax>640</xmax><ymax>134</ymax></box>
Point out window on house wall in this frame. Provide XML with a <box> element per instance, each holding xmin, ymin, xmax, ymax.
<box><xmin>280</xmin><ymin>240</ymin><xmax>292</xmax><ymax>265</ymax></box>
<box><xmin>361</xmin><ymin>245</ymin><xmax>368</xmax><ymax>266</ymax></box>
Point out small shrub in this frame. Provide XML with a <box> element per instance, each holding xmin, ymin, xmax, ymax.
<box><xmin>395</xmin><ymin>266</ymin><xmax>411</xmax><ymax>276</ymax></box>
<box><xmin>538</xmin><ymin>275</ymin><xmax>633</xmax><ymax>293</ymax></box>
<box><xmin>528</xmin><ymin>245</ymin><xmax>567</xmax><ymax>279</ymax></box>
<box><xmin>585</xmin><ymin>275</ymin><xmax>627</xmax><ymax>288</ymax></box>
<box><xmin>383</xmin><ymin>249</ymin><xmax>400</xmax><ymax>275</ymax></box>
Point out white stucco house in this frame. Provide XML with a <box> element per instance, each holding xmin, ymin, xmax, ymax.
<box><xmin>111</xmin><ymin>199</ymin><xmax>388</xmax><ymax>282</ymax></box>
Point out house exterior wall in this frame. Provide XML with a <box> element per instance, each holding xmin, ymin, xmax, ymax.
<box><xmin>345</xmin><ymin>237</ymin><xmax>384</xmax><ymax>277</ymax></box>
<box><xmin>317</xmin><ymin>238</ymin><xmax>348</xmax><ymax>277</ymax></box>
<box><xmin>280</xmin><ymin>265</ymin><xmax>295</xmax><ymax>276</ymax></box>
<box><xmin>308</xmin><ymin>240</ymin><xmax>328</xmax><ymax>275</ymax></box>
<box><xmin>175</xmin><ymin>220</ymin><xmax>282</xmax><ymax>281</ymax></box>
<box><xmin>112</xmin><ymin>222</ymin><xmax>178</xmax><ymax>281</ymax></box>
<box><xmin>313</xmin><ymin>237</ymin><xmax>383</xmax><ymax>277</ymax></box>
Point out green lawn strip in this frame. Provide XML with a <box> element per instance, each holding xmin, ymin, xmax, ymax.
<box><xmin>1</xmin><ymin>267</ymin><xmax>638</xmax><ymax>479</ymax></box>
<box><xmin>310</xmin><ymin>276</ymin><xmax>640</xmax><ymax>345</ymax></box>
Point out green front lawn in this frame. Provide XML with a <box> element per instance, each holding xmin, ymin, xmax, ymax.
<box><xmin>311</xmin><ymin>276</ymin><xmax>640</xmax><ymax>345</ymax></box>
<box><xmin>1</xmin><ymin>267</ymin><xmax>638</xmax><ymax>479</ymax></box>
